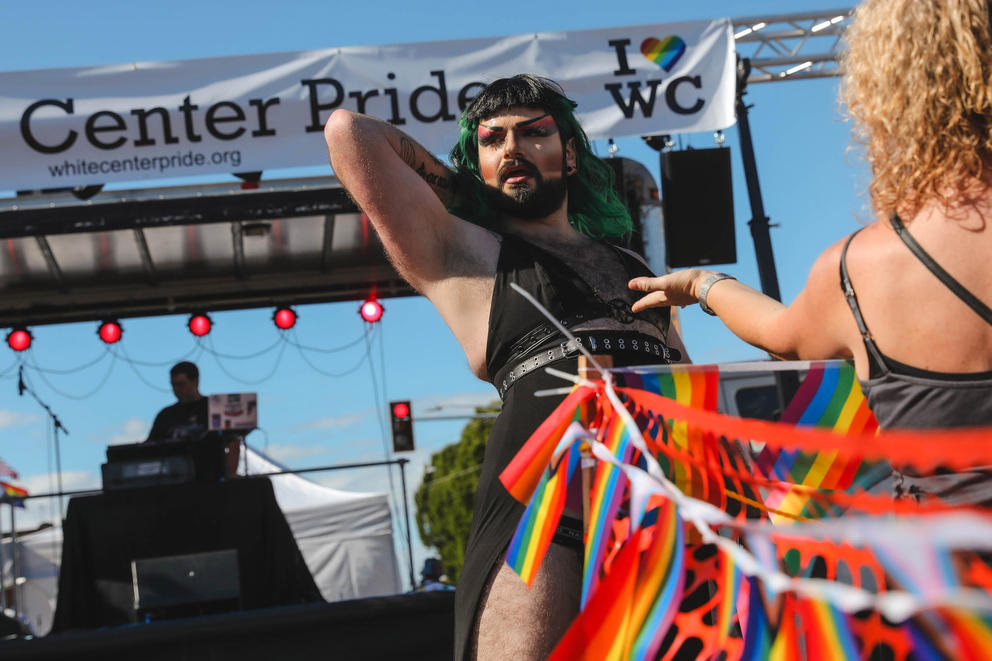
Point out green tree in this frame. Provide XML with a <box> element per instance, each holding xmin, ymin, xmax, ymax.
<box><xmin>414</xmin><ymin>404</ymin><xmax>499</xmax><ymax>582</ymax></box>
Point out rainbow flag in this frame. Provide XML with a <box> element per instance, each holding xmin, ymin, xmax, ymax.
<box><xmin>798</xmin><ymin>598</ymin><xmax>860</xmax><ymax>661</ymax></box>
<box><xmin>1</xmin><ymin>481</ymin><xmax>28</xmax><ymax>508</ymax></box>
<box><xmin>626</xmin><ymin>497</ymin><xmax>685</xmax><ymax>661</ymax></box>
<box><xmin>500</xmin><ymin>384</ymin><xmax>597</xmax><ymax>505</ymax></box>
<box><xmin>759</xmin><ymin>361</ymin><xmax>884</xmax><ymax>522</ymax></box>
<box><xmin>619</xmin><ymin>365</ymin><xmax>719</xmax><ymax>500</ymax></box>
<box><xmin>505</xmin><ymin>435</ymin><xmax>582</xmax><ymax>586</ymax></box>
<box><xmin>582</xmin><ymin>417</ymin><xmax>635</xmax><ymax>606</ymax></box>
<box><xmin>780</xmin><ymin>361</ymin><xmax>877</xmax><ymax>433</ymax></box>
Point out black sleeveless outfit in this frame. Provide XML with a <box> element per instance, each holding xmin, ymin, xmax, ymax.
<box><xmin>839</xmin><ymin>214</ymin><xmax>992</xmax><ymax>504</ymax></box>
<box><xmin>453</xmin><ymin>233</ymin><xmax>677</xmax><ymax>661</ymax></box>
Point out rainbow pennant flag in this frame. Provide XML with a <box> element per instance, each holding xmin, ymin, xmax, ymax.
<box><xmin>780</xmin><ymin>361</ymin><xmax>877</xmax><ymax>433</ymax></box>
<box><xmin>757</xmin><ymin>361</ymin><xmax>885</xmax><ymax>522</ymax></box>
<box><xmin>582</xmin><ymin>416</ymin><xmax>636</xmax><ymax>606</ymax></box>
<box><xmin>505</xmin><ymin>433</ymin><xmax>583</xmax><ymax>586</ymax></box>
<box><xmin>1</xmin><ymin>481</ymin><xmax>28</xmax><ymax>508</ymax></box>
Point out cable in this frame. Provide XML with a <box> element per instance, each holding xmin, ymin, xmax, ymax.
<box><xmin>285</xmin><ymin>329</ymin><xmax>366</xmax><ymax>354</ymax></box>
<box><xmin>23</xmin><ymin>350</ymin><xmax>118</xmax><ymax>401</ymax></box>
<box><xmin>364</xmin><ymin>324</ymin><xmax>410</xmax><ymax>572</ymax></box>
<box><xmin>116</xmin><ymin>340</ymin><xmax>201</xmax><ymax>367</ymax></box>
<box><xmin>24</xmin><ymin>345</ymin><xmax>110</xmax><ymax>375</ymax></box>
<box><xmin>293</xmin><ymin>328</ymin><xmax>371</xmax><ymax>378</ymax></box>
<box><xmin>199</xmin><ymin>334</ymin><xmax>285</xmax><ymax>361</ymax></box>
<box><xmin>0</xmin><ymin>357</ymin><xmax>20</xmax><ymax>378</ymax></box>
<box><xmin>205</xmin><ymin>333</ymin><xmax>288</xmax><ymax>386</ymax></box>
<box><xmin>111</xmin><ymin>344</ymin><xmax>172</xmax><ymax>394</ymax></box>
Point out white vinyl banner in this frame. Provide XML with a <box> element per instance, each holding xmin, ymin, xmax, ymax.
<box><xmin>0</xmin><ymin>20</ymin><xmax>735</xmax><ymax>191</ymax></box>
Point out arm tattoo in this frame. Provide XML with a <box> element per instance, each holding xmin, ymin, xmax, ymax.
<box><xmin>396</xmin><ymin>132</ymin><xmax>456</xmax><ymax>202</ymax></box>
<box><xmin>399</xmin><ymin>137</ymin><xmax>417</xmax><ymax>169</ymax></box>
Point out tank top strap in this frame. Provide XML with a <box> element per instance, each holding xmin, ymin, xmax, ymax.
<box><xmin>839</xmin><ymin>229</ymin><xmax>890</xmax><ymax>377</ymax></box>
<box><xmin>889</xmin><ymin>214</ymin><xmax>992</xmax><ymax>325</ymax></box>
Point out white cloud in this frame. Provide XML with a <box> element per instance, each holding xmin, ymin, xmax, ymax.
<box><xmin>0</xmin><ymin>410</ymin><xmax>40</xmax><ymax>430</ymax></box>
<box><xmin>107</xmin><ymin>418</ymin><xmax>150</xmax><ymax>446</ymax></box>
<box><xmin>262</xmin><ymin>444</ymin><xmax>328</xmax><ymax>462</ymax></box>
<box><xmin>20</xmin><ymin>469</ymin><xmax>100</xmax><ymax>495</ymax></box>
<box><xmin>294</xmin><ymin>411</ymin><xmax>367</xmax><ymax>432</ymax></box>
<box><xmin>415</xmin><ymin>391</ymin><xmax>501</xmax><ymax>415</ymax></box>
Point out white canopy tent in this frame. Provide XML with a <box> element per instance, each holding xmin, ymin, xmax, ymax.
<box><xmin>0</xmin><ymin>446</ymin><xmax>402</xmax><ymax>635</ymax></box>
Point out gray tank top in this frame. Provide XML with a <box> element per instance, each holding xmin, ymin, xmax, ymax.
<box><xmin>839</xmin><ymin>216</ymin><xmax>992</xmax><ymax>505</ymax></box>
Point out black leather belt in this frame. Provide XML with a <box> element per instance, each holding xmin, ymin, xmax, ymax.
<box><xmin>492</xmin><ymin>330</ymin><xmax>681</xmax><ymax>399</ymax></box>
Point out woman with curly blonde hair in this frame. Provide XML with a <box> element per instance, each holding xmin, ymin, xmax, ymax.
<box><xmin>629</xmin><ymin>0</ymin><xmax>992</xmax><ymax>502</ymax></box>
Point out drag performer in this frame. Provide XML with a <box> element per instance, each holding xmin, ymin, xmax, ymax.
<box><xmin>324</xmin><ymin>75</ymin><xmax>686</xmax><ymax>660</ymax></box>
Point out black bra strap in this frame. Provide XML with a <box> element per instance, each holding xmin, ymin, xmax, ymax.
<box><xmin>839</xmin><ymin>229</ymin><xmax>890</xmax><ymax>376</ymax></box>
<box><xmin>890</xmin><ymin>214</ymin><xmax>992</xmax><ymax>325</ymax></box>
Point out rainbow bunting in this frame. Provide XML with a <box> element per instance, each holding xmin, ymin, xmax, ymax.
<box><xmin>499</xmin><ymin>357</ymin><xmax>992</xmax><ymax>661</ymax></box>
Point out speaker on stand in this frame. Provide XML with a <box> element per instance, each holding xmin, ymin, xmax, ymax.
<box><xmin>659</xmin><ymin>146</ymin><xmax>736</xmax><ymax>268</ymax></box>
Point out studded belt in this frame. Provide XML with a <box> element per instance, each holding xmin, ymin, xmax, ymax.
<box><xmin>492</xmin><ymin>330</ymin><xmax>681</xmax><ymax>399</ymax></box>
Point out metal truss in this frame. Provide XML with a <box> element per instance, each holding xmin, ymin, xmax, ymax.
<box><xmin>733</xmin><ymin>8</ymin><xmax>853</xmax><ymax>83</ymax></box>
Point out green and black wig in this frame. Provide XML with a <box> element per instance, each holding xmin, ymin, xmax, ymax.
<box><xmin>447</xmin><ymin>75</ymin><xmax>633</xmax><ymax>240</ymax></box>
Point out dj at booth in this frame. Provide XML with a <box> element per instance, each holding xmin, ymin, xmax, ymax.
<box><xmin>146</xmin><ymin>361</ymin><xmax>240</xmax><ymax>479</ymax></box>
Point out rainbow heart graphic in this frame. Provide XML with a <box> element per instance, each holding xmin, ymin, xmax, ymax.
<box><xmin>640</xmin><ymin>35</ymin><xmax>686</xmax><ymax>72</ymax></box>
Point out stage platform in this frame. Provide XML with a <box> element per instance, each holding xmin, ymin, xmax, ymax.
<box><xmin>1</xmin><ymin>591</ymin><xmax>454</xmax><ymax>661</ymax></box>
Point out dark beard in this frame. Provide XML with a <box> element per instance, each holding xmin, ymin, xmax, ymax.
<box><xmin>483</xmin><ymin>171</ymin><xmax>567</xmax><ymax>220</ymax></box>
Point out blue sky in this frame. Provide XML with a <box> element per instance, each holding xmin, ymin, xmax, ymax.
<box><xmin>0</xmin><ymin>1</ymin><xmax>867</xmax><ymax>583</ymax></box>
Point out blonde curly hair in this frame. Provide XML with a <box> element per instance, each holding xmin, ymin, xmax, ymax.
<box><xmin>841</xmin><ymin>0</ymin><xmax>992</xmax><ymax>219</ymax></box>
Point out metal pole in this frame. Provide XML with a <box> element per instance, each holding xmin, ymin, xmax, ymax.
<box><xmin>54</xmin><ymin>422</ymin><xmax>64</xmax><ymax>517</ymax></box>
<box><xmin>397</xmin><ymin>459</ymin><xmax>416</xmax><ymax>591</ymax></box>
<box><xmin>0</xmin><ymin>502</ymin><xmax>6</xmax><ymax>613</ymax></box>
<box><xmin>735</xmin><ymin>55</ymin><xmax>800</xmax><ymax>409</ymax></box>
<box><xmin>9</xmin><ymin>505</ymin><xmax>18</xmax><ymax>620</ymax></box>
<box><xmin>735</xmin><ymin>56</ymin><xmax>782</xmax><ymax>302</ymax></box>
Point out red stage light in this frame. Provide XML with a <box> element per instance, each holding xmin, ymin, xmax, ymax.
<box><xmin>188</xmin><ymin>314</ymin><xmax>212</xmax><ymax>337</ymax></box>
<box><xmin>273</xmin><ymin>307</ymin><xmax>297</xmax><ymax>330</ymax></box>
<box><xmin>359</xmin><ymin>298</ymin><xmax>384</xmax><ymax>323</ymax></box>
<box><xmin>392</xmin><ymin>402</ymin><xmax>410</xmax><ymax>419</ymax></box>
<box><xmin>98</xmin><ymin>320</ymin><xmax>123</xmax><ymax>344</ymax></box>
<box><xmin>6</xmin><ymin>328</ymin><xmax>32</xmax><ymax>352</ymax></box>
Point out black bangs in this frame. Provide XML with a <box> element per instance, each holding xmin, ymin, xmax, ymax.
<box><xmin>463</xmin><ymin>74</ymin><xmax>577</xmax><ymax>122</ymax></box>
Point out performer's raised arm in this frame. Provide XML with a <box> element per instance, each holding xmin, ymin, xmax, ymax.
<box><xmin>323</xmin><ymin>110</ymin><xmax>497</xmax><ymax>295</ymax></box>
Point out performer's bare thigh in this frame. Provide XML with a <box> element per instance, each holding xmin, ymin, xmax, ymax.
<box><xmin>471</xmin><ymin>543</ymin><xmax>582</xmax><ymax>661</ymax></box>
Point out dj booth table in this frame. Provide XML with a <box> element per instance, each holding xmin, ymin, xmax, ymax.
<box><xmin>52</xmin><ymin>478</ymin><xmax>322</xmax><ymax>631</ymax></box>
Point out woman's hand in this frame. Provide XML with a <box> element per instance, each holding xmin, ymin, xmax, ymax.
<box><xmin>628</xmin><ymin>269</ymin><xmax>711</xmax><ymax>313</ymax></box>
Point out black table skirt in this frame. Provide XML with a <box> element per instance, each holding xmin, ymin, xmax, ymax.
<box><xmin>52</xmin><ymin>477</ymin><xmax>322</xmax><ymax>632</ymax></box>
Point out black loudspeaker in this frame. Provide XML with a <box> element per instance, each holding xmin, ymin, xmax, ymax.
<box><xmin>660</xmin><ymin>147</ymin><xmax>736</xmax><ymax>268</ymax></box>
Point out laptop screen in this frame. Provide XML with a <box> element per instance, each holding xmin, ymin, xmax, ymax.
<box><xmin>207</xmin><ymin>393</ymin><xmax>258</xmax><ymax>431</ymax></box>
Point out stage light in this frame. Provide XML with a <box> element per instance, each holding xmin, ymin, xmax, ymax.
<box><xmin>188</xmin><ymin>313</ymin><xmax>213</xmax><ymax>337</ymax></box>
<box><xmin>97</xmin><ymin>320</ymin><xmax>123</xmax><ymax>344</ymax></box>
<box><xmin>389</xmin><ymin>400</ymin><xmax>414</xmax><ymax>452</ymax></box>
<box><xmin>273</xmin><ymin>307</ymin><xmax>297</xmax><ymax>330</ymax></box>
<box><xmin>359</xmin><ymin>298</ymin><xmax>384</xmax><ymax>323</ymax></box>
<box><xmin>6</xmin><ymin>328</ymin><xmax>32</xmax><ymax>352</ymax></box>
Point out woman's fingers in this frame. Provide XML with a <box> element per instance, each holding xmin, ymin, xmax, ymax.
<box><xmin>631</xmin><ymin>290</ymin><xmax>676</xmax><ymax>313</ymax></box>
<box><xmin>629</xmin><ymin>270</ymin><xmax>704</xmax><ymax>310</ymax></box>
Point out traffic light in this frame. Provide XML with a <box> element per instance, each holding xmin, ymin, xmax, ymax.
<box><xmin>389</xmin><ymin>400</ymin><xmax>414</xmax><ymax>452</ymax></box>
